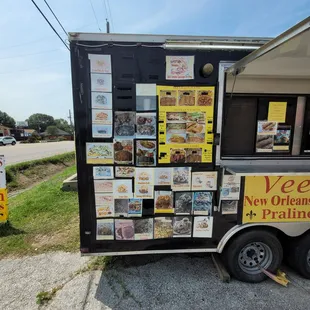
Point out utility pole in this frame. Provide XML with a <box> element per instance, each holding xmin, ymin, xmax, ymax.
<box><xmin>106</xmin><ymin>19</ymin><xmax>110</xmax><ymax>33</ymax></box>
<box><xmin>68</xmin><ymin>109</ymin><xmax>73</xmax><ymax>127</ymax></box>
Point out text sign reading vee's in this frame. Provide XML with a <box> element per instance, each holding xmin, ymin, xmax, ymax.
<box><xmin>243</xmin><ymin>176</ymin><xmax>310</xmax><ymax>223</ymax></box>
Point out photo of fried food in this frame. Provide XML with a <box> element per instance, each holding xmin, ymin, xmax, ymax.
<box><xmin>197</xmin><ymin>95</ymin><xmax>212</xmax><ymax>106</ymax></box>
<box><xmin>169</xmin><ymin>134</ymin><xmax>186</xmax><ymax>143</ymax></box>
<box><xmin>186</xmin><ymin>122</ymin><xmax>204</xmax><ymax>133</ymax></box>
<box><xmin>179</xmin><ymin>91</ymin><xmax>195</xmax><ymax>106</ymax></box>
<box><xmin>95</xmin><ymin>111</ymin><xmax>108</xmax><ymax>121</ymax></box>
<box><xmin>256</xmin><ymin>135</ymin><xmax>274</xmax><ymax>150</ymax></box>
<box><xmin>139</xmin><ymin>141</ymin><xmax>155</xmax><ymax>149</ymax></box>
<box><xmin>160</xmin><ymin>91</ymin><xmax>177</xmax><ymax>106</ymax></box>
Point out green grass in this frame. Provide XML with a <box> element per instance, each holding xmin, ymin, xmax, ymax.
<box><xmin>0</xmin><ymin>165</ymin><xmax>79</xmax><ymax>258</ymax></box>
<box><xmin>6</xmin><ymin>152</ymin><xmax>75</xmax><ymax>191</ymax></box>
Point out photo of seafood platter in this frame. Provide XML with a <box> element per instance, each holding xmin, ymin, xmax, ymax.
<box><xmin>86</xmin><ymin>143</ymin><xmax>113</xmax><ymax>164</ymax></box>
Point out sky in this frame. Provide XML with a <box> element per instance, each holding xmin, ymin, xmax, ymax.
<box><xmin>0</xmin><ymin>0</ymin><xmax>309</xmax><ymax>122</ymax></box>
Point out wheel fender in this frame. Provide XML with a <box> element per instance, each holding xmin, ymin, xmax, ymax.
<box><xmin>217</xmin><ymin>222</ymin><xmax>310</xmax><ymax>253</ymax></box>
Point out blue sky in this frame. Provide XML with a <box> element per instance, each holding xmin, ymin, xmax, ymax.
<box><xmin>0</xmin><ymin>0</ymin><xmax>309</xmax><ymax>121</ymax></box>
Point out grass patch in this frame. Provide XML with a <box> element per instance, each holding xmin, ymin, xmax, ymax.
<box><xmin>36</xmin><ymin>288</ymin><xmax>60</xmax><ymax>305</ymax></box>
<box><xmin>0</xmin><ymin>165</ymin><xmax>79</xmax><ymax>258</ymax></box>
<box><xmin>6</xmin><ymin>152</ymin><xmax>75</xmax><ymax>191</ymax></box>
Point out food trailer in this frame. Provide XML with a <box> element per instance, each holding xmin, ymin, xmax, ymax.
<box><xmin>69</xmin><ymin>17</ymin><xmax>310</xmax><ymax>282</ymax></box>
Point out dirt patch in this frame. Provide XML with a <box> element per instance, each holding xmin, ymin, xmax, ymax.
<box><xmin>8</xmin><ymin>160</ymin><xmax>75</xmax><ymax>193</ymax></box>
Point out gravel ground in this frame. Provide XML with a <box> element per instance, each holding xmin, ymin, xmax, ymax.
<box><xmin>1</xmin><ymin>252</ymin><xmax>310</xmax><ymax>310</ymax></box>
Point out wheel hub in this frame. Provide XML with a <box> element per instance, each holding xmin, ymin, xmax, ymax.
<box><xmin>238</xmin><ymin>242</ymin><xmax>273</xmax><ymax>275</ymax></box>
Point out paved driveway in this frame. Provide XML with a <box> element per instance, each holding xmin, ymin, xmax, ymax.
<box><xmin>0</xmin><ymin>141</ymin><xmax>75</xmax><ymax>165</ymax></box>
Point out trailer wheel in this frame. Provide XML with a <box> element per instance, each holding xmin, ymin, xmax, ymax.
<box><xmin>286</xmin><ymin>233</ymin><xmax>310</xmax><ymax>279</ymax></box>
<box><xmin>223</xmin><ymin>230</ymin><xmax>283</xmax><ymax>283</ymax></box>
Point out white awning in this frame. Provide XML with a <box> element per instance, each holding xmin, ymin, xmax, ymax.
<box><xmin>226</xmin><ymin>17</ymin><xmax>310</xmax><ymax>79</ymax></box>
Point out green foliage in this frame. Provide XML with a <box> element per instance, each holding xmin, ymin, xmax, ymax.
<box><xmin>46</xmin><ymin>125</ymin><xmax>59</xmax><ymax>136</ymax></box>
<box><xmin>27</xmin><ymin>132</ymin><xmax>41</xmax><ymax>143</ymax></box>
<box><xmin>55</xmin><ymin>118</ymin><xmax>74</xmax><ymax>134</ymax></box>
<box><xmin>27</xmin><ymin>113</ymin><xmax>55</xmax><ymax>132</ymax></box>
<box><xmin>0</xmin><ymin>110</ymin><xmax>16</xmax><ymax>128</ymax></box>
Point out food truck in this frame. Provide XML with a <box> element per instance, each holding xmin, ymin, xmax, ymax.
<box><xmin>69</xmin><ymin>17</ymin><xmax>310</xmax><ymax>283</ymax></box>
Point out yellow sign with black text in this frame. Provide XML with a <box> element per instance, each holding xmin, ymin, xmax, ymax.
<box><xmin>0</xmin><ymin>188</ymin><xmax>8</xmax><ymax>222</ymax></box>
<box><xmin>243</xmin><ymin>176</ymin><xmax>310</xmax><ymax>223</ymax></box>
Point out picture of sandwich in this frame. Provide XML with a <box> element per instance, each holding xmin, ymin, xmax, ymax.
<box><xmin>186</xmin><ymin>122</ymin><xmax>204</xmax><ymax>134</ymax></box>
<box><xmin>256</xmin><ymin>135</ymin><xmax>274</xmax><ymax>152</ymax></box>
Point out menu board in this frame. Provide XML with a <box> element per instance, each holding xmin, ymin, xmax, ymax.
<box><xmin>157</xmin><ymin>86</ymin><xmax>214</xmax><ymax>164</ymax></box>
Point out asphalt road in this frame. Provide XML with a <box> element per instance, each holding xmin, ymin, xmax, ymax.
<box><xmin>0</xmin><ymin>141</ymin><xmax>75</xmax><ymax>165</ymax></box>
<box><xmin>1</xmin><ymin>252</ymin><xmax>310</xmax><ymax>310</ymax></box>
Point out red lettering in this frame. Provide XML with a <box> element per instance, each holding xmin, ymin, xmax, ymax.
<box><xmin>281</xmin><ymin>180</ymin><xmax>295</xmax><ymax>193</ymax></box>
<box><xmin>264</xmin><ymin>176</ymin><xmax>283</xmax><ymax>193</ymax></box>
<box><xmin>254</xmin><ymin>198</ymin><xmax>260</xmax><ymax>206</ymax></box>
<box><xmin>271</xmin><ymin>195</ymin><xmax>281</xmax><ymax>206</ymax></box>
<box><xmin>297</xmin><ymin>180</ymin><xmax>310</xmax><ymax>193</ymax></box>
<box><xmin>244</xmin><ymin>196</ymin><xmax>253</xmax><ymax>206</ymax></box>
<box><xmin>262</xmin><ymin>209</ymin><xmax>271</xmax><ymax>219</ymax></box>
<box><xmin>0</xmin><ymin>193</ymin><xmax>4</xmax><ymax>201</ymax></box>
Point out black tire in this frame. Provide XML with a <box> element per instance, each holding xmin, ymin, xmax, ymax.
<box><xmin>286</xmin><ymin>233</ymin><xmax>310</xmax><ymax>279</ymax></box>
<box><xmin>0</xmin><ymin>142</ymin><xmax>3</xmax><ymax>146</ymax></box>
<box><xmin>223</xmin><ymin>229</ymin><xmax>283</xmax><ymax>283</ymax></box>
<box><xmin>11</xmin><ymin>141</ymin><xmax>16</xmax><ymax>145</ymax></box>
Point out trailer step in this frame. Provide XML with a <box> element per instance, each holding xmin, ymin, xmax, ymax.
<box><xmin>62</xmin><ymin>173</ymin><xmax>77</xmax><ymax>191</ymax></box>
<box><xmin>211</xmin><ymin>253</ymin><xmax>231</xmax><ymax>283</ymax></box>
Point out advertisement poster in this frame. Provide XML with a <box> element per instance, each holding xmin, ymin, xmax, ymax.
<box><xmin>191</xmin><ymin>171</ymin><xmax>217</xmax><ymax>191</ymax></box>
<box><xmin>115</xmin><ymin>166</ymin><xmax>135</xmax><ymax>178</ymax></box>
<box><xmin>257</xmin><ymin>121</ymin><xmax>277</xmax><ymax>135</ymax></box>
<box><xmin>136</xmin><ymin>113</ymin><xmax>156</xmax><ymax>139</ymax></box>
<box><xmin>166</xmin><ymin>56</ymin><xmax>194</xmax><ymax>80</ymax></box>
<box><xmin>134</xmin><ymin>184</ymin><xmax>154</xmax><ymax>199</ymax></box>
<box><xmin>114</xmin><ymin>112</ymin><xmax>136</xmax><ymax>139</ymax></box>
<box><xmin>136</xmin><ymin>84</ymin><xmax>157</xmax><ymax>111</ymax></box>
<box><xmin>192</xmin><ymin>192</ymin><xmax>213</xmax><ymax>215</ymax></box>
<box><xmin>243</xmin><ymin>176</ymin><xmax>310</xmax><ymax>223</ymax></box>
<box><xmin>134</xmin><ymin>218</ymin><xmax>153</xmax><ymax>240</ymax></box>
<box><xmin>95</xmin><ymin>193</ymin><xmax>114</xmax><ymax>206</ymax></box>
<box><xmin>89</xmin><ymin>54</ymin><xmax>112</xmax><ymax>73</ymax></box>
<box><xmin>92</xmin><ymin>110</ymin><xmax>112</xmax><ymax>124</ymax></box>
<box><xmin>172</xmin><ymin>167</ymin><xmax>191</xmax><ymax>191</ymax></box>
<box><xmin>114</xmin><ymin>199</ymin><xmax>129</xmax><ymax>217</ymax></box>
<box><xmin>193</xmin><ymin>216</ymin><xmax>213</xmax><ymax>238</ymax></box>
<box><xmin>154</xmin><ymin>168</ymin><xmax>172</xmax><ymax>186</ymax></box>
<box><xmin>175</xmin><ymin>192</ymin><xmax>193</xmax><ymax>214</ymax></box>
<box><xmin>268</xmin><ymin>102</ymin><xmax>287</xmax><ymax>123</ymax></box>
<box><xmin>0</xmin><ymin>188</ymin><xmax>8</xmax><ymax>222</ymax></box>
<box><xmin>221</xmin><ymin>175</ymin><xmax>241</xmax><ymax>200</ymax></box>
<box><xmin>86</xmin><ymin>143</ymin><xmax>113</xmax><ymax>164</ymax></box>
<box><xmin>114</xmin><ymin>140</ymin><xmax>134</xmax><ymax>165</ymax></box>
<box><xmin>256</xmin><ymin>135</ymin><xmax>274</xmax><ymax>152</ymax></box>
<box><xmin>96</xmin><ymin>204</ymin><xmax>114</xmax><ymax>218</ymax></box>
<box><xmin>91</xmin><ymin>92</ymin><xmax>112</xmax><ymax>110</ymax></box>
<box><xmin>94</xmin><ymin>180</ymin><xmax>113</xmax><ymax>193</ymax></box>
<box><xmin>273</xmin><ymin>126</ymin><xmax>291</xmax><ymax>151</ymax></box>
<box><xmin>91</xmin><ymin>73</ymin><xmax>112</xmax><ymax>92</ymax></box>
<box><xmin>221</xmin><ymin>200</ymin><xmax>238</xmax><ymax>215</ymax></box>
<box><xmin>92</xmin><ymin>124</ymin><xmax>112</xmax><ymax>138</ymax></box>
<box><xmin>135</xmin><ymin>168</ymin><xmax>154</xmax><ymax>185</ymax></box>
<box><xmin>173</xmin><ymin>216</ymin><xmax>192</xmax><ymax>237</ymax></box>
<box><xmin>157</xmin><ymin>86</ymin><xmax>214</xmax><ymax>164</ymax></box>
<box><xmin>93</xmin><ymin>166</ymin><xmax>114</xmax><ymax>179</ymax></box>
<box><xmin>113</xmin><ymin>179</ymin><xmax>133</xmax><ymax>199</ymax></box>
<box><xmin>154</xmin><ymin>191</ymin><xmax>174</xmax><ymax>214</ymax></box>
<box><xmin>128</xmin><ymin>199</ymin><xmax>143</xmax><ymax>217</ymax></box>
<box><xmin>136</xmin><ymin>140</ymin><xmax>156</xmax><ymax>167</ymax></box>
<box><xmin>115</xmin><ymin>219</ymin><xmax>135</xmax><ymax>240</ymax></box>
<box><xmin>96</xmin><ymin>219</ymin><xmax>114</xmax><ymax>240</ymax></box>
<box><xmin>154</xmin><ymin>217</ymin><xmax>173</xmax><ymax>239</ymax></box>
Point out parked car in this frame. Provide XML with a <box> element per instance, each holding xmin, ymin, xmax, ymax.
<box><xmin>0</xmin><ymin>136</ymin><xmax>17</xmax><ymax>146</ymax></box>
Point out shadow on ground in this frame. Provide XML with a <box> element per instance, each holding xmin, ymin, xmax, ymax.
<box><xmin>93</xmin><ymin>254</ymin><xmax>310</xmax><ymax>310</ymax></box>
<box><xmin>0</xmin><ymin>221</ymin><xmax>24</xmax><ymax>237</ymax></box>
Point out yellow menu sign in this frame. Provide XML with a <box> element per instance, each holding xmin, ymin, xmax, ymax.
<box><xmin>157</xmin><ymin>86</ymin><xmax>214</xmax><ymax>164</ymax></box>
<box><xmin>243</xmin><ymin>176</ymin><xmax>310</xmax><ymax>223</ymax></box>
<box><xmin>0</xmin><ymin>188</ymin><xmax>8</xmax><ymax>222</ymax></box>
<box><xmin>268</xmin><ymin>102</ymin><xmax>287</xmax><ymax>123</ymax></box>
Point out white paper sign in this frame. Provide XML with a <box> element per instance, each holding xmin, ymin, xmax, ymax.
<box><xmin>89</xmin><ymin>54</ymin><xmax>111</xmax><ymax>73</ymax></box>
<box><xmin>136</xmin><ymin>84</ymin><xmax>156</xmax><ymax>96</ymax></box>
<box><xmin>221</xmin><ymin>175</ymin><xmax>241</xmax><ymax>200</ymax></box>
<box><xmin>166</xmin><ymin>56</ymin><xmax>194</xmax><ymax>80</ymax></box>
<box><xmin>91</xmin><ymin>73</ymin><xmax>112</xmax><ymax>92</ymax></box>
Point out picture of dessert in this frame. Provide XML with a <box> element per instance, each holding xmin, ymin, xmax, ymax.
<box><xmin>155</xmin><ymin>191</ymin><xmax>173</xmax><ymax>210</ymax></box>
<box><xmin>154</xmin><ymin>168</ymin><xmax>172</xmax><ymax>186</ymax></box>
<box><xmin>113</xmin><ymin>180</ymin><xmax>133</xmax><ymax>199</ymax></box>
<box><xmin>197</xmin><ymin>91</ymin><xmax>213</xmax><ymax>106</ymax></box>
<box><xmin>139</xmin><ymin>185</ymin><xmax>149</xmax><ymax>193</ymax></box>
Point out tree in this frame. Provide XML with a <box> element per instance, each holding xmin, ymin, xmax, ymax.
<box><xmin>27</xmin><ymin>113</ymin><xmax>55</xmax><ymax>132</ymax></box>
<box><xmin>0</xmin><ymin>111</ymin><xmax>16</xmax><ymax>128</ymax></box>
<box><xmin>46</xmin><ymin>126</ymin><xmax>58</xmax><ymax>136</ymax></box>
<box><xmin>54</xmin><ymin>118</ymin><xmax>74</xmax><ymax>134</ymax></box>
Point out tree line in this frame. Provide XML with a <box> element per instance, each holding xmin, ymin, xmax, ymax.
<box><xmin>0</xmin><ymin>111</ymin><xmax>73</xmax><ymax>134</ymax></box>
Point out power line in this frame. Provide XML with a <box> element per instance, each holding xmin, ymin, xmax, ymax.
<box><xmin>88</xmin><ymin>0</ymin><xmax>102</xmax><ymax>32</ymax></box>
<box><xmin>101</xmin><ymin>0</ymin><xmax>108</xmax><ymax>20</ymax></box>
<box><xmin>43</xmin><ymin>0</ymin><xmax>68</xmax><ymax>36</ymax></box>
<box><xmin>0</xmin><ymin>49</ymin><xmax>60</xmax><ymax>60</ymax></box>
<box><xmin>30</xmin><ymin>0</ymin><xmax>70</xmax><ymax>51</ymax></box>
<box><xmin>106</xmin><ymin>0</ymin><xmax>114</xmax><ymax>31</ymax></box>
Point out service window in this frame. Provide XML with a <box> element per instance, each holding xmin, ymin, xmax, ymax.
<box><xmin>221</xmin><ymin>96</ymin><xmax>299</xmax><ymax>157</ymax></box>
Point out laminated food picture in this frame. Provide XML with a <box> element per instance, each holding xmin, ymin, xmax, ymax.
<box><xmin>114</xmin><ymin>111</ymin><xmax>136</xmax><ymax>138</ymax></box>
<box><xmin>113</xmin><ymin>179</ymin><xmax>133</xmax><ymax>199</ymax></box>
<box><xmin>159</xmin><ymin>90</ymin><xmax>177</xmax><ymax>106</ymax></box>
<box><xmin>136</xmin><ymin>140</ymin><xmax>156</xmax><ymax>166</ymax></box>
<box><xmin>128</xmin><ymin>199</ymin><xmax>143</xmax><ymax>217</ymax></box>
<box><xmin>115</xmin><ymin>219</ymin><xmax>135</xmax><ymax>240</ymax></box>
<box><xmin>175</xmin><ymin>192</ymin><xmax>193</xmax><ymax>214</ymax></box>
<box><xmin>96</xmin><ymin>219</ymin><xmax>114</xmax><ymax>240</ymax></box>
<box><xmin>193</xmin><ymin>216</ymin><xmax>213</xmax><ymax>238</ymax></box>
<box><xmin>94</xmin><ymin>180</ymin><xmax>113</xmax><ymax>193</ymax></box>
<box><xmin>92</xmin><ymin>109</ymin><xmax>112</xmax><ymax>124</ymax></box>
<box><xmin>154</xmin><ymin>191</ymin><xmax>174</xmax><ymax>213</ymax></box>
<box><xmin>185</xmin><ymin>148</ymin><xmax>202</xmax><ymax>163</ymax></box>
<box><xmin>170</xmin><ymin>149</ymin><xmax>186</xmax><ymax>164</ymax></box>
<box><xmin>114</xmin><ymin>199</ymin><xmax>129</xmax><ymax>217</ymax></box>
<box><xmin>173</xmin><ymin>216</ymin><xmax>192</xmax><ymax>237</ymax></box>
<box><xmin>134</xmin><ymin>218</ymin><xmax>153</xmax><ymax>240</ymax></box>
<box><xmin>256</xmin><ymin>135</ymin><xmax>274</xmax><ymax>152</ymax></box>
<box><xmin>257</xmin><ymin>121</ymin><xmax>277</xmax><ymax>135</ymax></box>
<box><xmin>136</xmin><ymin>113</ymin><xmax>156</xmax><ymax>139</ymax></box>
<box><xmin>114</xmin><ymin>140</ymin><xmax>134</xmax><ymax>165</ymax></box>
<box><xmin>154</xmin><ymin>217</ymin><xmax>173</xmax><ymax>239</ymax></box>
<box><xmin>192</xmin><ymin>192</ymin><xmax>213</xmax><ymax>215</ymax></box>
<box><xmin>197</xmin><ymin>90</ymin><xmax>213</xmax><ymax>107</ymax></box>
<box><xmin>172</xmin><ymin>167</ymin><xmax>191</xmax><ymax>191</ymax></box>
<box><xmin>178</xmin><ymin>90</ymin><xmax>195</xmax><ymax>106</ymax></box>
<box><xmin>115</xmin><ymin>166</ymin><xmax>135</xmax><ymax>178</ymax></box>
<box><xmin>91</xmin><ymin>92</ymin><xmax>112</xmax><ymax>109</ymax></box>
<box><xmin>86</xmin><ymin>143</ymin><xmax>114</xmax><ymax>164</ymax></box>
<box><xmin>93</xmin><ymin>166</ymin><xmax>114</xmax><ymax>179</ymax></box>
